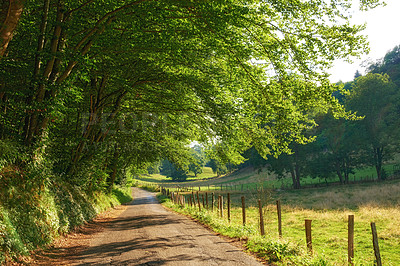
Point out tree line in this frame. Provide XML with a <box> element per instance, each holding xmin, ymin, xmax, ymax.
<box><xmin>241</xmin><ymin>46</ymin><xmax>400</xmax><ymax>188</ymax></box>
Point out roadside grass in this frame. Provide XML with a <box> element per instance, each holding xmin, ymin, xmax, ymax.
<box><xmin>159</xmin><ymin>195</ymin><xmax>325</xmax><ymax>265</ymax></box>
<box><xmin>0</xmin><ymin>181</ymin><xmax>132</xmax><ymax>264</ymax></box>
<box><xmin>159</xmin><ymin>179</ymin><xmax>400</xmax><ymax>265</ymax></box>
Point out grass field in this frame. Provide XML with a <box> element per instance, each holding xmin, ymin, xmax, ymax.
<box><xmin>134</xmin><ymin>164</ymin><xmax>399</xmax><ymax>192</ymax></box>
<box><xmin>138</xmin><ymin>163</ymin><xmax>400</xmax><ymax>265</ymax></box>
<box><xmin>157</xmin><ymin>179</ymin><xmax>400</xmax><ymax>265</ymax></box>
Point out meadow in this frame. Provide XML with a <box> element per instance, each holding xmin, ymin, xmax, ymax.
<box><xmin>138</xmin><ymin>167</ymin><xmax>400</xmax><ymax>265</ymax></box>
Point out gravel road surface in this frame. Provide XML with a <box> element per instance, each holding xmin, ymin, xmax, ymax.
<box><xmin>73</xmin><ymin>187</ymin><xmax>263</xmax><ymax>265</ymax></box>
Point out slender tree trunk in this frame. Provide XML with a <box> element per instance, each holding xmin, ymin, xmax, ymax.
<box><xmin>0</xmin><ymin>0</ymin><xmax>26</xmax><ymax>59</ymax></box>
<box><xmin>374</xmin><ymin>147</ymin><xmax>384</xmax><ymax>180</ymax></box>
<box><xmin>290</xmin><ymin>166</ymin><xmax>301</xmax><ymax>189</ymax></box>
<box><xmin>344</xmin><ymin>160</ymin><xmax>350</xmax><ymax>184</ymax></box>
<box><xmin>335</xmin><ymin>163</ymin><xmax>344</xmax><ymax>184</ymax></box>
<box><xmin>294</xmin><ymin>163</ymin><xmax>301</xmax><ymax>189</ymax></box>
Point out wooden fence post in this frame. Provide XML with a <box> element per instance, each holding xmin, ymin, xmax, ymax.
<box><xmin>227</xmin><ymin>193</ymin><xmax>231</xmax><ymax>222</ymax></box>
<box><xmin>217</xmin><ymin>195</ymin><xmax>220</xmax><ymax>213</ymax></box>
<box><xmin>371</xmin><ymin>222</ymin><xmax>382</xmax><ymax>266</ymax></box>
<box><xmin>258</xmin><ymin>199</ymin><xmax>265</xmax><ymax>235</ymax></box>
<box><xmin>202</xmin><ymin>194</ymin><xmax>205</xmax><ymax>208</ymax></box>
<box><xmin>276</xmin><ymin>200</ymin><xmax>282</xmax><ymax>237</ymax></box>
<box><xmin>192</xmin><ymin>192</ymin><xmax>195</xmax><ymax>207</ymax></box>
<box><xmin>196</xmin><ymin>191</ymin><xmax>201</xmax><ymax>211</ymax></box>
<box><xmin>220</xmin><ymin>195</ymin><xmax>224</xmax><ymax>218</ymax></box>
<box><xmin>348</xmin><ymin>215</ymin><xmax>354</xmax><ymax>265</ymax></box>
<box><xmin>205</xmin><ymin>192</ymin><xmax>208</xmax><ymax>209</ymax></box>
<box><xmin>211</xmin><ymin>193</ymin><xmax>214</xmax><ymax>211</ymax></box>
<box><xmin>241</xmin><ymin>196</ymin><xmax>246</xmax><ymax>226</ymax></box>
<box><xmin>305</xmin><ymin>219</ymin><xmax>313</xmax><ymax>254</ymax></box>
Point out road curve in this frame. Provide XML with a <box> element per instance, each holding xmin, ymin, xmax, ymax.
<box><xmin>74</xmin><ymin>187</ymin><xmax>263</xmax><ymax>265</ymax></box>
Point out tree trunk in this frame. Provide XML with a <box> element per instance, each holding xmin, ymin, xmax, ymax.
<box><xmin>0</xmin><ymin>0</ymin><xmax>26</xmax><ymax>58</ymax></box>
<box><xmin>344</xmin><ymin>160</ymin><xmax>350</xmax><ymax>184</ymax></box>
<box><xmin>374</xmin><ymin>147</ymin><xmax>384</xmax><ymax>180</ymax></box>
<box><xmin>290</xmin><ymin>166</ymin><xmax>301</xmax><ymax>189</ymax></box>
<box><xmin>107</xmin><ymin>147</ymin><xmax>119</xmax><ymax>193</ymax></box>
<box><xmin>335</xmin><ymin>163</ymin><xmax>344</xmax><ymax>184</ymax></box>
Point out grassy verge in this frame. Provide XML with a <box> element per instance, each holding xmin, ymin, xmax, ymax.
<box><xmin>0</xmin><ymin>181</ymin><xmax>132</xmax><ymax>264</ymax></box>
<box><xmin>159</xmin><ymin>180</ymin><xmax>400</xmax><ymax>265</ymax></box>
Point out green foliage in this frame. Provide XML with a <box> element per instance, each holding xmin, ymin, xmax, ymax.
<box><xmin>160</xmin><ymin>160</ymin><xmax>188</xmax><ymax>182</ymax></box>
<box><xmin>0</xmin><ymin>0</ymin><xmax>381</xmax><ymax>185</ymax></box>
<box><xmin>346</xmin><ymin>73</ymin><xmax>400</xmax><ymax>180</ymax></box>
<box><xmin>207</xmin><ymin>158</ymin><xmax>228</xmax><ymax>177</ymax></box>
<box><xmin>0</xmin><ymin>140</ymin><xmax>21</xmax><ymax>169</ymax></box>
<box><xmin>246</xmin><ymin>236</ymin><xmax>299</xmax><ymax>263</ymax></box>
<box><xmin>0</xmin><ymin>173</ymin><xmax>132</xmax><ymax>263</ymax></box>
<box><xmin>0</xmin><ymin>208</ymin><xmax>29</xmax><ymax>262</ymax></box>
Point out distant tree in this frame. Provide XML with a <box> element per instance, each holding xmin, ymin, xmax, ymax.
<box><xmin>241</xmin><ymin>147</ymin><xmax>268</xmax><ymax>171</ymax></box>
<box><xmin>160</xmin><ymin>160</ymin><xmax>188</xmax><ymax>182</ymax></box>
<box><xmin>368</xmin><ymin>45</ymin><xmax>400</xmax><ymax>86</ymax></box>
<box><xmin>346</xmin><ymin>73</ymin><xmax>400</xmax><ymax>180</ymax></box>
<box><xmin>267</xmin><ymin>143</ymin><xmax>310</xmax><ymax>189</ymax></box>
<box><xmin>315</xmin><ymin>115</ymin><xmax>359</xmax><ymax>184</ymax></box>
<box><xmin>147</xmin><ymin>161</ymin><xmax>161</xmax><ymax>175</ymax></box>
<box><xmin>188</xmin><ymin>145</ymin><xmax>205</xmax><ymax>177</ymax></box>
<box><xmin>207</xmin><ymin>159</ymin><xmax>227</xmax><ymax>177</ymax></box>
<box><xmin>354</xmin><ymin>70</ymin><xmax>362</xmax><ymax>79</ymax></box>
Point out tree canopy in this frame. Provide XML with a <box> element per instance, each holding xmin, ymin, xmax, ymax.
<box><xmin>0</xmin><ymin>0</ymin><xmax>384</xmax><ymax>190</ymax></box>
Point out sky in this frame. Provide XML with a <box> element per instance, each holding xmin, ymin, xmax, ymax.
<box><xmin>328</xmin><ymin>0</ymin><xmax>400</xmax><ymax>83</ymax></box>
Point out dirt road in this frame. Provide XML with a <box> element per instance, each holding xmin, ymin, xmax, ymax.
<box><xmin>72</xmin><ymin>188</ymin><xmax>263</xmax><ymax>265</ymax></box>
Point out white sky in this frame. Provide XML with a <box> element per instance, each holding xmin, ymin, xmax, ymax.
<box><xmin>328</xmin><ymin>0</ymin><xmax>400</xmax><ymax>83</ymax></box>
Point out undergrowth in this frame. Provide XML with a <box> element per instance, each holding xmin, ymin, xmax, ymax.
<box><xmin>0</xmin><ymin>179</ymin><xmax>132</xmax><ymax>264</ymax></box>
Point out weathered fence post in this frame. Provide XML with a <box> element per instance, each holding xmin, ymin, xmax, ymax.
<box><xmin>371</xmin><ymin>222</ymin><xmax>382</xmax><ymax>266</ymax></box>
<box><xmin>211</xmin><ymin>193</ymin><xmax>214</xmax><ymax>211</ymax></box>
<box><xmin>276</xmin><ymin>200</ymin><xmax>282</xmax><ymax>237</ymax></box>
<box><xmin>348</xmin><ymin>215</ymin><xmax>354</xmax><ymax>265</ymax></box>
<box><xmin>227</xmin><ymin>193</ymin><xmax>231</xmax><ymax>222</ymax></box>
<box><xmin>220</xmin><ymin>195</ymin><xmax>224</xmax><ymax>218</ymax></box>
<box><xmin>205</xmin><ymin>192</ymin><xmax>208</xmax><ymax>209</ymax></box>
<box><xmin>258</xmin><ymin>199</ymin><xmax>265</xmax><ymax>235</ymax></box>
<box><xmin>305</xmin><ymin>219</ymin><xmax>313</xmax><ymax>254</ymax></box>
<box><xmin>241</xmin><ymin>196</ymin><xmax>246</xmax><ymax>226</ymax></box>
<box><xmin>196</xmin><ymin>191</ymin><xmax>201</xmax><ymax>211</ymax></box>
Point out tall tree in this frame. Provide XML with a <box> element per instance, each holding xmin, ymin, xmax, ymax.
<box><xmin>0</xmin><ymin>0</ymin><xmax>385</xmax><ymax>189</ymax></box>
<box><xmin>346</xmin><ymin>73</ymin><xmax>399</xmax><ymax>180</ymax></box>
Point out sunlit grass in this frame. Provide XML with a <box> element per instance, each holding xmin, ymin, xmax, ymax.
<box><xmin>134</xmin><ymin>167</ymin><xmax>218</xmax><ymax>184</ymax></box>
<box><xmin>160</xmin><ymin>179</ymin><xmax>400</xmax><ymax>265</ymax></box>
